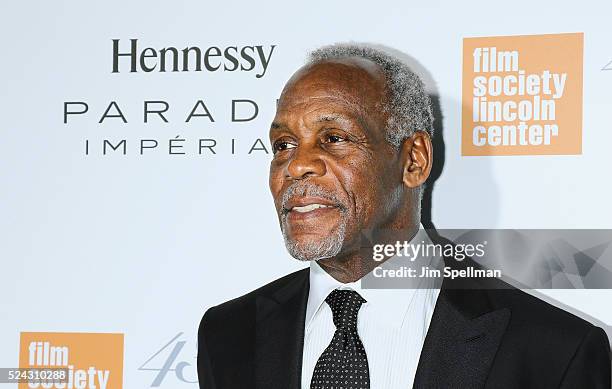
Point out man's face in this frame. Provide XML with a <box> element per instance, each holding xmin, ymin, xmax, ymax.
<box><xmin>269</xmin><ymin>58</ymin><xmax>404</xmax><ymax>261</ymax></box>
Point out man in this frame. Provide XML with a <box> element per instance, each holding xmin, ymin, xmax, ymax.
<box><xmin>197</xmin><ymin>44</ymin><xmax>611</xmax><ymax>388</ymax></box>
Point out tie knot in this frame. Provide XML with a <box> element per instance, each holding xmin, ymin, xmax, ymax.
<box><xmin>325</xmin><ymin>289</ymin><xmax>366</xmax><ymax>329</ymax></box>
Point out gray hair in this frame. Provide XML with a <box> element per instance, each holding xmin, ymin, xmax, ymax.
<box><xmin>308</xmin><ymin>43</ymin><xmax>434</xmax><ymax>148</ymax></box>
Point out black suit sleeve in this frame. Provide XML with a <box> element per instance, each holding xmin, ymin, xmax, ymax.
<box><xmin>197</xmin><ymin>308</ymin><xmax>217</xmax><ymax>389</ymax></box>
<box><xmin>559</xmin><ymin>326</ymin><xmax>611</xmax><ymax>389</ymax></box>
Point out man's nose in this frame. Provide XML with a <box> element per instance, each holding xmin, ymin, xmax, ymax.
<box><xmin>286</xmin><ymin>143</ymin><xmax>326</xmax><ymax>180</ymax></box>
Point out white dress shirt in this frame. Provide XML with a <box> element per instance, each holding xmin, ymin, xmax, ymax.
<box><xmin>301</xmin><ymin>226</ymin><xmax>441</xmax><ymax>389</ymax></box>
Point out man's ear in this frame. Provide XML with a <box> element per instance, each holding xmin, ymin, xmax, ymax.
<box><xmin>400</xmin><ymin>130</ymin><xmax>433</xmax><ymax>188</ymax></box>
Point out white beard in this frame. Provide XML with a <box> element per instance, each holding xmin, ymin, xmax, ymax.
<box><xmin>281</xmin><ymin>215</ymin><xmax>347</xmax><ymax>261</ymax></box>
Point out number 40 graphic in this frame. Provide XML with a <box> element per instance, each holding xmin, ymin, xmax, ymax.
<box><xmin>139</xmin><ymin>332</ymin><xmax>198</xmax><ymax>387</ymax></box>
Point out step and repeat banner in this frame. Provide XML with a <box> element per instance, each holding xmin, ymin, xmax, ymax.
<box><xmin>2</xmin><ymin>0</ymin><xmax>611</xmax><ymax>388</ymax></box>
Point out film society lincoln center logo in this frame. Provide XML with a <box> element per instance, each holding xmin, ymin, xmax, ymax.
<box><xmin>462</xmin><ymin>33</ymin><xmax>583</xmax><ymax>156</ymax></box>
<box><xmin>19</xmin><ymin>332</ymin><xmax>124</xmax><ymax>389</ymax></box>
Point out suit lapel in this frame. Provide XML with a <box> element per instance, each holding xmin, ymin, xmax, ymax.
<box><xmin>252</xmin><ymin>248</ymin><xmax>510</xmax><ymax>389</ymax></box>
<box><xmin>255</xmin><ymin>269</ymin><xmax>309</xmax><ymax>389</ymax></box>
<box><xmin>413</xmin><ymin>287</ymin><xmax>510</xmax><ymax>389</ymax></box>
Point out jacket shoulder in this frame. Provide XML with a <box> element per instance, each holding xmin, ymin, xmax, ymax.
<box><xmin>488</xmin><ymin>287</ymin><xmax>601</xmax><ymax>338</ymax></box>
<box><xmin>449</xmin><ymin>256</ymin><xmax>602</xmax><ymax>341</ymax></box>
<box><xmin>196</xmin><ymin>268</ymin><xmax>309</xmax><ymax>387</ymax></box>
<box><xmin>198</xmin><ymin>268</ymin><xmax>308</xmax><ymax>331</ymax></box>
<box><xmin>484</xmin><ymin>287</ymin><xmax>610</xmax><ymax>387</ymax></box>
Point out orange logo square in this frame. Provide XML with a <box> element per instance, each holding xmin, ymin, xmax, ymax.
<box><xmin>462</xmin><ymin>33</ymin><xmax>583</xmax><ymax>156</ymax></box>
<box><xmin>19</xmin><ymin>332</ymin><xmax>124</xmax><ymax>389</ymax></box>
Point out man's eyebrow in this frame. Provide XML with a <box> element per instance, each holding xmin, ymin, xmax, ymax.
<box><xmin>314</xmin><ymin>114</ymin><xmax>350</xmax><ymax>124</ymax></box>
<box><xmin>315</xmin><ymin>113</ymin><xmax>371</xmax><ymax>136</ymax></box>
<box><xmin>270</xmin><ymin>113</ymin><xmax>369</xmax><ymax>135</ymax></box>
<box><xmin>270</xmin><ymin>122</ymin><xmax>289</xmax><ymax>131</ymax></box>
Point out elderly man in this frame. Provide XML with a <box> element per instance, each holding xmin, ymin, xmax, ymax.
<box><xmin>197</xmin><ymin>44</ymin><xmax>610</xmax><ymax>389</ymax></box>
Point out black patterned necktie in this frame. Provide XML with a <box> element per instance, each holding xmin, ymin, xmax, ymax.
<box><xmin>310</xmin><ymin>289</ymin><xmax>370</xmax><ymax>389</ymax></box>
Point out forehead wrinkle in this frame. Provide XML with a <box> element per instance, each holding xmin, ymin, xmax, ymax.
<box><xmin>286</xmin><ymin>61</ymin><xmax>386</xmax><ymax>106</ymax></box>
<box><xmin>275</xmin><ymin>65</ymin><xmax>388</xmax><ymax>140</ymax></box>
<box><xmin>279</xmin><ymin>93</ymin><xmax>364</xmax><ymax>111</ymax></box>
<box><xmin>276</xmin><ymin>103</ymin><xmax>367</xmax><ymax>138</ymax></box>
<box><xmin>275</xmin><ymin>101</ymin><xmax>383</xmax><ymax>145</ymax></box>
<box><xmin>277</xmin><ymin>94</ymin><xmax>370</xmax><ymax>126</ymax></box>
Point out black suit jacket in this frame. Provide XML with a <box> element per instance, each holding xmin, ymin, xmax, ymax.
<box><xmin>197</xmin><ymin>264</ymin><xmax>611</xmax><ymax>388</ymax></box>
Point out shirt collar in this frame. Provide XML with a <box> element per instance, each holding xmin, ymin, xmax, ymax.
<box><xmin>305</xmin><ymin>224</ymin><xmax>438</xmax><ymax>331</ymax></box>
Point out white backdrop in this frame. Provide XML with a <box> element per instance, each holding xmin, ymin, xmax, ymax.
<box><xmin>1</xmin><ymin>1</ymin><xmax>611</xmax><ymax>387</ymax></box>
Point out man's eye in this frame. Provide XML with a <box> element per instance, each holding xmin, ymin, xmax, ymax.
<box><xmin>326</xmin><ymin>134</ymin><xmax>345</xmax><ymax>143</ymax></box>
<box><xmin>273</xmin><ymin>141</ymin><xmax>296</xmax><ymax>153</ymax></box>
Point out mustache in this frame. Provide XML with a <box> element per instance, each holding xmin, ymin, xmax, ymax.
<box><xmin>280</xmin><ymin>182</ymin><xmax>347</xmax><ymax>214</ymax></box>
